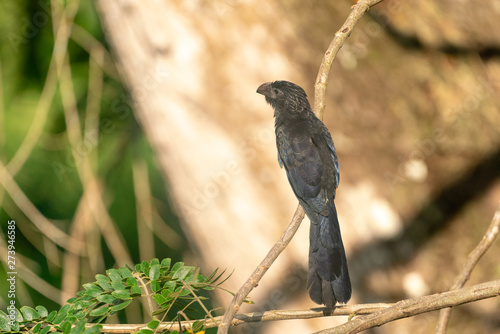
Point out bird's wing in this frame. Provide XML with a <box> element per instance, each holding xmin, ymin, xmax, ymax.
<box><xmin>323</xmin><ymin>128</ymin><xmax>340</xmax><ymax>187</ymax></box>
<box><xmin>277</xmin><ymin>129</ymin><xmax>327</xmax><ymax>215</ymax></box>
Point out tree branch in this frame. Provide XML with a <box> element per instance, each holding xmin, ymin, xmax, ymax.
<box><xmin>91</xmin><ymin>278</ymin><xmax>500</xmax><ymax>333</ymax></box>
<box><xmin>435</xmin><ymin>202</ymin><xmax>500</xmax><ymax>334</ymax></box>
<box><xmin>217</xmin><ymin>205</ymin><xmax>305</xmax><ymax>333</ymax></box>
<box><xmin>95</xmin><ymin>303</ymin><xmax>392</xmax><ymax>333</ymax></box>
<box><xmin>314</xmin><ymin>279</ymin><xmax>500</xmax><ymax>334</ymax></box>
<box><xmin>217</xmin><ymin>1</ymin><xmax>384</xmax><ymax>332</ymax></box>
<box><xmin>314</xmin><ymin>0</ymin><xmax>384</xmax><ymax>118</ymax></box>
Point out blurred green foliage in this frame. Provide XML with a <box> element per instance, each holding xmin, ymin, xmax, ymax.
<box><xmin>0</xmin><ymin>0</ymin><xmax>188</xmax><ymax>322</ymax></box>
<box><xmin>1</xmin><ymin>258</ymin><xmax>230</xmax><ymax>333</ymax></box>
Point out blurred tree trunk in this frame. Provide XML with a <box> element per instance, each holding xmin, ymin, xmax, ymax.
<box><xmin>94</xmin><ymin>0</ymin><xmax>500</xmax><ymax>332</ymax></box>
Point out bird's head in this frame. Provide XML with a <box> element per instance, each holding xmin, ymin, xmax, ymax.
<box><xmin>256</xmin><ymin>81</ymin><xmax>311</xmax><ymax>115</ymax></box>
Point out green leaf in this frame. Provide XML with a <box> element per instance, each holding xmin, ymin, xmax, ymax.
<box><xmin>83</xmin><ymin>324</ymin><xmax>102</xmax><ymax>334</ymax></box>
<box><xmin>14</xmin><ymin>308</ymin><xmax>23</xmax><ymax>323</ymax></box>
<box><xmin>150</xmin><ymin>263</ymin><xmax>160</xmax><ymax>281</ymax></box>
<box><xmin>135</xmin><ymin>263</ymin><xmax>141</xmax><ymax>272</ymax></box>
<box><xmin>150</xmin><ymin>258</ymin><xmax>160</xmax><ymax>265</ymax></box>
<box><xmin>130</xmin><ymin>285</ymin><xmax>142</xmax><ymax>296</ymax></box>
<box><xmin>39</xmin><ymin>326</ymin><xmax>51</xmax><ymax>334</ymax></box>
<box><xmin>53</xmin><ymin>311</ymin><xmax>68</xmax><ymax>324</ymax></box>
<box><xmin>172</xmin><ymin>266</ymin><xmax>193</xmax><ymax>280</ymax></box>
<box><xmin>35</xmin><ymin>306</ymin><xmax>48</xmax><ymax>318</ymax></box>
<box><xmin>60</xmin><ymin>304</ymin><xmax>72</xmax><ymax>313</ymax></box>
<box><xmin>150</xmin><ymin>280</ymin><xmax>160</xmax><ymax>293</ymax></box>
<box><xmin>109</xmin><ymin>300</ymin><xmax>132</xmax><ymax>312</ymax></box>
<box><xmin>95</xmin><ymin>274</ymin><xmax>112</xmax><ymax>290</ymax></box>
<box><xmin>192</xmin><ymin>320</ymin><xmax>204</xmax><ymax>333</ymax></box>
<box><xmin>71</xmin><ymin>319</ymin><xmax>86</xmax><ymax>334</ymax></box>
<box><xmin>141</xmin><ymin>261</ymin><xmax>150</xmax><ymax>276</ymax></box>
<box><xmin>152</xmin><ymin>294</ymin><xmax>167</xmax><ymax>305</ymax></box>
<box><xmin>137</xmin><ymin>329</ymin><xmax>154</xmax><ymax>334</ymax></box>
<box><xmin>163</xmin><ymin>280</ymin><xmax>176</xmax><ymax>292</ymax></box>
<box><xmin>10</xmin><ymin>320</ymin><xmax>19</xmax><ymax>332</ymax></box>
<box><xmin>111</xmin><ymin>290</ymin><xmax>131</xmax><ymax>300</ymax></box>
<box><xmin>74</xmin><ymin>311</ymin><xmax>87</xmax><ymax>319</ymax></box>
<box><xmin>161</xmin><ymin>258</ymin><xmax>171</xmax><ymax>270</ymax></box>
<box><xmin>66</xmin><ymin>316</ymin><xmax>79</xmax><ymax>324</ymax></box>
<box><xmin>171</xmin><ymin>261</ymin><xmax>184</xmax><ymax>272</ymax></box>
<box><xmin>179</xmin><ymin>288</ymin><xmax>191</xmax><ymax>297</ymax></box>
<box><xmin>118</xmin><ymin>267</ymin><xmax>133</xmax><ymax>278</ymax></box>
<box><xmin>196</xmin><ymin>274</ymin><xmax>207</xmax><ymax>283</ymax></box>
<box><xmin>32</xmin><ymin>322</ymin><xmax>42</xmax><ymax>333</ymax></box>
<box><xmin>89</xmin><ymin>306</ymin><xmax>109</xmax><ymax>317</ymax></box>
<box><xmin>0</xmin><ymin>310</ymin><xmax>11</xmax><ymax>332</ymax></box>
<box><xmin>184</xmin><ymin>267</ymin><xmax>200</xmax><ymax>283</ymax></box>
<box><xmin>210</xmin><ymin>268</ymin><xmax>228</xmax><ymax>284</ymax></box>
<box><xmin>147</xmin><ymin>320</ymin><xmax>160</xmax><ymax>329</ymax></box>
<box><xmin>165</xmin><ymin>291</ymin><xmax>180</xmax><ymax>299</ymax></box>
<box><xmin>205</xmin><ymin>267</ymin><xmax>217</xmax><ymax>282</ymax></box>
<box><xmin>20</xmin><ymin>306</ymin><xmax>40</xmax><ymax>321</ymax></box>
<box><xmin>96</xmin><ymin>294</ymin><xmax>116</xmax><ymax>304</ymax></box>
<box><xmin>107</xmin><ymin>269</ymin><xmax>122</xmax><ymax>282</ymax></box>
<box><xmin>94</xmin><ymin>314</ymin><xmax>108</xmax><ymax>324</ymax></box>
<box><xmin>59</xmin><ymin>320</ymin><xmax>72</xmax><ymax>334</ymax></box>
<box><xmin>46</xmin><ymin>310</ymin><xmax>57</xmax><ymax>322</ymax></box>
<box><xmin>83</xmin><ymin>283</ymin><xmax>98</xmax><ymax>291</ymax></box>
<box><xmin>151</xmin><ymin>307</ymin><xmax>169</xmax><ymax>316</ymax></box>
<box><xmin>83</xmin><ymin>289</ymin><xmax>102</xmax><ymax>298</ymax></box>
<box><xmin>73</xmin><ymin>300</ymin><xmax>95</xmax><ymax>310</ymax></box>
<box><xmin>111</xmin><ymin>281</ymin><xmax>126</xmax><ymax>291</ymax></box>
<box><xmin>93</xmin><ymin>315</ymin><xmax>108</xmax><ymax>324</ymax></box>
<box><xmin>215</xmin><ymin>269</ymin><xmax>233</xmax><ymax>286</ymax></box>
<box><xmin>161</xmin><ymin>287</ymin><xmax>174</xmax><ymax>298</ymax></box>
<box><xmin>126</xmin><ymin>276</ymin><xmax>138</xmax><ymax>287</ymax></box>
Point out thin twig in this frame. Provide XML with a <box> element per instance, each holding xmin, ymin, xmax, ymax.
<box><xmin>435</xmin><ymin>203</ymin><xmax>500</xmax><ymax>334</ymax></box>
<box><xmin>217</xmin><ymin>1</ymin><xmax>384</xmax><ymax>333</ymax></box>
<box><xmin>217</xmin><ymin>205</ymin><xmax>305</xmax><ymax>333</ymax></box>
<box><xmin>135</xmin><ymin>272</ymin><xmax>156</xmax><ymax>317</ymax></box>
<box><xmin>314</xmin><ymin>279</ymin><xmax>500</xmax><ymax>334</ymax></box>
<box><xmin>181</xmin><ymin>280</ymin><xmax>219</xmax><ymax>326</ymax></box>
<box><xmin>314</xmin><ymin>0</ymin><xmax>384</xmax><ymax>118</ymax></box>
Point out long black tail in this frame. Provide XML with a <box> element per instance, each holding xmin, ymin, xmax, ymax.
<box><xmin>307</xmin><ymin>201</ymin><xmax>351</xmax><ymax>307</ymax></box>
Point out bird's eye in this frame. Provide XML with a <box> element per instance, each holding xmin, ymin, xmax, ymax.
<box><xmin>272</xmin><ymin>88</ymin><xmax>280</xmax><ymax>96</ymax></box>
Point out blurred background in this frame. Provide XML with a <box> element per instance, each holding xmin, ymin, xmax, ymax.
<box><xmin>1</xmin><ymin>0</ymin><xmax>500</xmax><ymax>333</ymax></box>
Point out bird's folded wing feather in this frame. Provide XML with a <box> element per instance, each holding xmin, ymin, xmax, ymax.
<box><xmin>277</xmin><ymin>130</ymin><xmax>327</xmax><ymax>215</ymax></box>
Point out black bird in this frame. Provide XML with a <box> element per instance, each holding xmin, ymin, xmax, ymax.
<box><xmin>257</xmin><ymin>80</ymin><xmax>351</xmax><ymax>307</ymax></box>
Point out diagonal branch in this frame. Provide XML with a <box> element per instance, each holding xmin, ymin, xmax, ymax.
<box><xmin>217</xmin><ymin>1</ymin><xmax>384</xmax><ymax>333</ymax></box>
<box><xmin>314</xmin><ymin>0</ymin><xmax>384</xmax><ymax>118</ymax></box>
<box><xmin>435</xmin><ymin>202</ymin><xmax>500</xmax><ymax>334</ymax></box>
<box><xmin>313</xmin><ymin>279</ymin><xmax>500</xmax><ymax>334</ymax></box>
<box><xmin>216</xmin><ymin>205</ymin><xmax>305</xmax><ymax>333</ymax></box>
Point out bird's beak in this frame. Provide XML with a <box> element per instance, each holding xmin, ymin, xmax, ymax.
<box><xmin>256</xmin><ymin>82</ymin><xmax>272</xmax><ymax>96</ymax></box>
